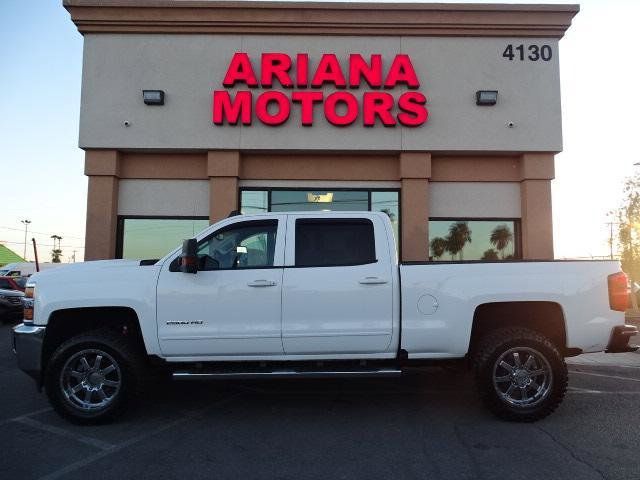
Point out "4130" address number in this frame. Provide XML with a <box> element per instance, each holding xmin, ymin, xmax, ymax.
<box><xmin>502</xmin><ymin>44</ymin><xmax>552</xmax><ymax>62</ymax></box>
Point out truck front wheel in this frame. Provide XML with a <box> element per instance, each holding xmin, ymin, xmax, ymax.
<box><xmin>472</xmin><ymin>327</ymin><xmax>568</xmax><ymax>422</ymax></box>
<box><xmin>45</xmin><ymin>330</ymin><xmax>146</xmax><ymax>424</ymax></box>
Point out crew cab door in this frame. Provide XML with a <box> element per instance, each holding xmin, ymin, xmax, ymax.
<box><xmin>281</xmin><ymin>214</ymin><xmax>394</xmax><ymax>354</ymax></box>
<box><xmin>156</xmin><ymin>216</ymin><xmax>286</xmax><ymax>357</ymax></box>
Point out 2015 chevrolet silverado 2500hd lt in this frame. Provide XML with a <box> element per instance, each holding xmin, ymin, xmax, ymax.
<box><xmin>13</xmin><ymin>212</ymin><xmax>637</xmax><ymax>424</ymax></box>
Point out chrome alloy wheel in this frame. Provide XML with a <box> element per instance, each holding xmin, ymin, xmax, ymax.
<box><xmin>492</xmin><ymin>347</ymin><xmax>553</xmax><ymax>408</ymax></box>
<box><xmin>60</xmin><ymin>349</ymin><xmax>122</xmax><ymax>411</ymax></box>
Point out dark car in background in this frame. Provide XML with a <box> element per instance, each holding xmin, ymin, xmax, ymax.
<box><xmin>0</xmin><ymin>289</ymin><xmax>24</xmax><ymax>323</ymax></box>
<box><xmin>0</xmin><ymin>276</ymin><xmax>27</xmax><ymax>292</ymax></box>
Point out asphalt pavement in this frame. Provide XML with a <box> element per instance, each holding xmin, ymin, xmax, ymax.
<box><xmin>1</xmin><ymin>322</ymin><xmax>639</xmax><ymax>480</ymax></box>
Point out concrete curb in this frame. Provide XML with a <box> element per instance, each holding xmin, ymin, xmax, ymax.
<box><xmin>567</xmin><ymin>352</ymin><xmax>640</xmax><ymax>368</ymax></box>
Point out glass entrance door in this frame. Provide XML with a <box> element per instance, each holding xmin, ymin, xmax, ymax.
<box><xmin>240</xmin><ymin>188</ymin><xmax>400</xmax><ymax>246</ymax></box>
<box><xmin>271</xmin><ymin>190</ymin><xmax>368</xmax><ymax>211</ymax></box>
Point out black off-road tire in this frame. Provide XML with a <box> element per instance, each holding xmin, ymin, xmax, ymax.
<box><xmin>45</xmin><ymin>329</ymin><xmax>148</xmax><ymax>425</ymax></box>
<box><xmin>472</xmin><ymin>327</ymin><xmax>568</xmax><ymax>422</ymax></box>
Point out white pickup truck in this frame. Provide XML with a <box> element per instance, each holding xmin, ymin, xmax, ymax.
<box><xmin>13</xmin><ymin>212</ymin><xmax>636</xmax><ymax>424</ymax></box>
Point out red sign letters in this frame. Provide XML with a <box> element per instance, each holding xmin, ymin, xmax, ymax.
<box><xmin>212</xmin><ymin>53</ymin><xmax>428</xmax><ymax>128</ymax></box>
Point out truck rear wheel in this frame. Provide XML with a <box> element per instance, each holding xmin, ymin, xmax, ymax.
<box><xmin>472</xmin><ymin>327</ymin><xmax>567</xmax><ymax>422</ymax></box>
<box><xmin>45</xmin><ymin>330</ymin><xmax>146</xmax><ymax>424</ymax></box>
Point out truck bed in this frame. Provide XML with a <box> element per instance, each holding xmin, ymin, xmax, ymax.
<box><xmin>399</xmin><ymin>260</ymin><xmax>623</xmax><ymax>358</ymax></box>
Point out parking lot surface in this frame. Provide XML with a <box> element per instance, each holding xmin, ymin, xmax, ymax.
<box><xmin>1</xmin><ymin>322</ymin><xmax>639</xmax><ymax>480</ymax></box>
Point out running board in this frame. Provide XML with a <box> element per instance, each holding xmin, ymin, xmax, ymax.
<box><xmin>172</xmin><ymin>369</ymin><xmax>402</xmax><ymax>380</ymax></box>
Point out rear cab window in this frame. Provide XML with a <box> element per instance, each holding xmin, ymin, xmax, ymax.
<box><xmin>294</xmin><ymin>218</ymin><xmax>376</xmax><ymax>267</ymax></box>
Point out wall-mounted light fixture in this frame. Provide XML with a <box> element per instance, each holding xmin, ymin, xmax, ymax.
<box><xmin>475</xmin><ymin>90</ymin><xmax>498</xmax><ymax>106</ymax></box>
<box><xmin>142</xmin><ymin>90</ymin><xmax>165</xmax><ymax>105</ymax></box>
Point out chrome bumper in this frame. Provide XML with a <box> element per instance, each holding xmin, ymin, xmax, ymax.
<box><xmin>12</xmin><ymin>324</ymin><xmax>45</xmax><ymax>382</ymax></box>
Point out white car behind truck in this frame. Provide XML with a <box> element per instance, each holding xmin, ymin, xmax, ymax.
<box><xmin>0</xmin><ymin>262</ymin><xmax>64</xmax><ymax>277</ymax></box>
<box><xmin>12</xmin><ymin>212</ymin><xmax>637</xmax><ymax>423</ymax></box>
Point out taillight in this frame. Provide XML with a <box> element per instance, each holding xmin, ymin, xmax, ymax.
<box><xmin>608</xmin><ymin>272</ymin><xmax>631</xmax><ymax>312</ymax></box>
<box><xmin>23</xmin><ymin>282</ymin><xmax>35</xmax><ymax>324</ymax></box>
<box><xmin>23</xmin><ymin>302</ymin><xmax>34</xmax><ymax>321</ymax></box>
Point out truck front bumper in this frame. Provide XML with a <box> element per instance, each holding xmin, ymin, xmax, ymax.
<box><xmin>12</xmin><ymin>323</ymin><xmax>45</xmax><ymax>382</ymax></box>
<box><xmin>606</xmin><ymin>324</ymin><xmax>639</xmax><ymax>353</ymax></box>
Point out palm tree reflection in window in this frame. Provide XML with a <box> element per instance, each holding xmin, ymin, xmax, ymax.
<box><xmin>429</xmin><ymin>221</ymin><xmax>472</xmax><ymax>260</ymax></box>
<box><xmin>481</xmin><ymin>249</ymin><xmax>499</xmax><ymax>260</ymax></box>
<box><xmin>447</xmin><ymin>222</ymin><xmax>472</xmax><ymax>260</ymax></box>
<box><xmin>430</xmin><ymin>236</ymin><xmax>448</xmax><ymax>260</ymax></box>
<box><xmin>429</xmin><ymin>221</ymin><xmax>516</xmax><ymax>262</ymax></box>
<box><xmin>380</xmin><ymin>208</ymin><xmax>396</xmax><ymax>223</ymax></box>
<box><xmin>490</xmin><ymin>224</ymin><xmax>514</xmax><ymax>259</ymax></box>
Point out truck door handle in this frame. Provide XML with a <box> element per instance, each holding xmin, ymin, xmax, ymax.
<box><xmin>358</xmin><ymin>276</ymin><xmax>388</xmax><ymax>285</ymax></box>
<box><xmin>247</xmin><ymin>279</ymin><xmax>278</xmax><ymax>287</ymax></box>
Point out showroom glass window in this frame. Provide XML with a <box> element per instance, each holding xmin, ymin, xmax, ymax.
<box><xmin>428</xmin><ymin>219</ymin><xmax>520</xmax><ymax>261</ymax></box>
<box><xmin>118</xmin><ymin>217</ymin><xmax>210</xmax><ymax>259</ymax></box>
<box><xmin>240</xmin><ymin>188</ymin><xmax>399</xmax><ymax>246</ymax></box>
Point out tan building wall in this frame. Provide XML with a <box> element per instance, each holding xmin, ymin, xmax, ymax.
<box><xmin>72</xmin><ymin>2</ymin><xmax>573</xmax><ymax>262</ymax></box>
<box><xmin>84</xmin><ymin>150</ymin><xmax>555</xmax><ymax>261</ymax></box>
<box><xmin>67</xmin><ymin>2</ymin><xmax>577</xmax><ymax>153</ymax></box>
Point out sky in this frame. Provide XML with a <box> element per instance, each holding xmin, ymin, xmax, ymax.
<box><xmin>0</xmin><ymin>0</ymin><xmax>637</xmax><ymax>262</ymax></box>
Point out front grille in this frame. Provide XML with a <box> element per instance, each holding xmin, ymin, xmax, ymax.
<box><xmin>6</xmin><ymin>297</ymin><xmax>22</xmax><ymax>305</ymax></box>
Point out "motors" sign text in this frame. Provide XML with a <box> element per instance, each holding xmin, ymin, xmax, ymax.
<box><xmin>213</xmin><ymin>53</ymin><xmax>428</xmax><ymax>128</ymax></box>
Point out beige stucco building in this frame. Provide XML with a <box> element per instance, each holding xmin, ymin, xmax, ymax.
<box><xmin>64</xmin><ymin>1</ymin><xmax>578</xmax><ymax>262</ymax></box>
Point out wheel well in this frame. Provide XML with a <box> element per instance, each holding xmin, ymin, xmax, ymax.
<box><xmin>469</xmin><ymin>302</ymin><xmax>567</xmax><ymax>356</ymax></box>
<box><xmin>42</xmin><ymin>307</ymin><xmax>146</xmax><ymax>373</ymax></box>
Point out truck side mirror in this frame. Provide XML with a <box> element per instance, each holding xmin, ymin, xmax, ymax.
<box><xmin>180</xmin><ymin>238</ymin><xmax>198</xmax><ymax>274</ymax></box>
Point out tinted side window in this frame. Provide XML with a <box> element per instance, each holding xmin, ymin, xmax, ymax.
<box><xmin>295</xmin><ymin>219</ymin><xmax>376</xmax><ymax>267</ymax></box>
<box><xmin>196</xmin><ymin>220</ymin><xmax>278</xmax><ymax>270</ymax></box>
<box><xmin>0</xmin><ymin>279</ymin><xmax>11</xmax><ymax>289</ymax></box>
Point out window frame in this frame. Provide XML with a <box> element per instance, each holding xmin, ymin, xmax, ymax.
<box><xmin>428</xmin><ymin>217</ymin><xmax>522</xmax><ymax>262</ymax></box>
<box><xmin>239</xmin><ymin>187</ymin><xmax>400</xmax><ymax>213</ymax></box>
<box><xmin>167</xmin><ymin>219</ymin><xmax>282</xmax><ymax>272</ymax></box>
<box><xmin>195</xmin><ymin>219</ymin><xmax>279</xmax><ymax>271</ymax></box>
<box><xmin>116</xmin><ymin>215</ymin><xmax>210</xmax><ymax>260</ymax></box>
